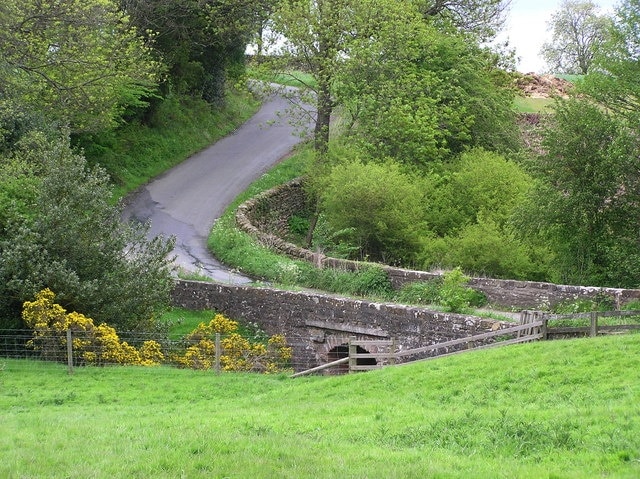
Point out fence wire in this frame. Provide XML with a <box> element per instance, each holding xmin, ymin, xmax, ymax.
<box><xmin>0</xmin><ymin>329</ymin><xmax>301</xmax><ymax>373</ymax></box>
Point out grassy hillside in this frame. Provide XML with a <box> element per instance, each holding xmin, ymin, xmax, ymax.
<box><xmin>2</xmin><ymin>334</ymin><xmax>639</xmax><ymax>478</ymax></box>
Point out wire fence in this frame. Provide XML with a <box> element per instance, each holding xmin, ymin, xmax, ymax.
<box><xmin>0</xmin><ymin>329</ymin><xmax>295</xmax><ymax>374</ymax></box>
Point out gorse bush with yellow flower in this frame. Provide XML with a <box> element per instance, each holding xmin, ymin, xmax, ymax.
<box><xmin>22</xmin><ymin>289</ymin><xmax>163</xmax><ymax>366</ymax></box>
<box><xmin>174</xmin><ymin>314</ymin><xmax>292</xmax><ymax>373</ymax></box>
<box><xmin>22</xmin><ymin>289</ymin><xmax>292</xmax><ymax>372</ymax></box>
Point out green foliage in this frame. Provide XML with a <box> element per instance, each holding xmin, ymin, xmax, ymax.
<box><xmin>337</xmin><ymin>9</ymin><xmax>518</xmax><ymax>165</ymax></box>
<box><xmin>0</xmin><ymin>0</ymin><xmax>161</xmax><ymax>133</ymax></box>
<box><xmin>425</xmin><ymin>149</ymin><xmax>533</xmax><ymax>235</ymax></box>
<box><xmin>0</xmin><ymin>135</ymin><xmax>175</xmax><ymax>330</ymax></box>
<box><xmin>319</xmin><ymin>157</ymin><xmax>427</xmax><ymax>264</ymax></box>
<box><xmin>124</xmin><ymin>0</ymin><xmax>265</xmax><ymax>105</ymax></box>
<box><xmin>0</xmin><ymin>157</ymin><xmax>38</xmax><ymax>238</ymax></box>
<box><xmin>526</xmin><ymin>97</ymin><xmax>640</xmax><ymax>287</ymax></box>
<box><xmin>347</xmin><ymin>266</ymin><xmax>393</xmax><ymax>297</ymax></box>
<box><xmin>438</xmin><ymin>268</ymin><xmax>485</xmax><ymax>313</ymax></box>
<box><xmin>580</xmin><ymin>0</ymin><xmax>640</xmax><ymax>124</ymax></box>
<box><xmin>422</xmin><ymin>218</ymin><xmax>552</xmax><ymax>281</ymax></box>
<box><xmin>395</xmin><ymin>280</ymin><xmax>442</xmax><ymax>306</ymax></box>
<box><xmin>540</xmin><ymin>0</ymin><xmax>611</xmax><ymax>74</ymax></box>
<box><xmin>418</xmin><ymin>149</ymin><xmax>547</xmax><ymax>280</ymax></box>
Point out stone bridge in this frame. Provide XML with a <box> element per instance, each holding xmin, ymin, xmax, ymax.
<box><xmin>171</xmin><ymin>279</ymin><xmax>509</xmax><ymax>372</ymax></box>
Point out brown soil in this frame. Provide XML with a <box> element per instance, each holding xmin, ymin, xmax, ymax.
<box><xmin>515</xmin><ymin>73</ymin><xmax>574</xmax><ymax>98</ymax></box>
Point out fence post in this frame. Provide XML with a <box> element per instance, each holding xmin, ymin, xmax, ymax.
<box><xmin>541</xmin><ymin>315</ymin><xmax>548</xmax><ymax>340</ymax></box>
<box><xmin>390</xmin><ymin>338</ymin><xmax>397</xmax><ymax>366</ymax></box>
<box><xmin>215</xmin><ymin>333</ymin><xmax>221</xmax><ymax>374</ymax></box>
<box><xmin>467</xmin><ymin>325</ymin><xmax>476</xmax><ymax>350</ymax></box>
<box><xmin>590</xmin><ymin>311</ymin><xmax>598</xmax><ymax>337</ymax></box>
<box><xmin>518</xmin><ymin>311</ymin><xmax>528</xmax><ymax>338</ymax></box>
<box><xmin>348</xmin><ymin>336</ymin><xmax>357</xmax><ymax>373</ymax></box>
<box><xmin>66</xmin><ymin>329</ymin><xmax>74</xmax><ymax>375</ymax></box>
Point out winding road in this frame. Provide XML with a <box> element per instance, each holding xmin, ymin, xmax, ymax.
<box><xmin>121</xmin><ymin>90</ymin><xmax>308</xmax><ymax>283</ymax></box>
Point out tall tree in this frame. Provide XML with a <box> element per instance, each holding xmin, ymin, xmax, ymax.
<box><xmin>0</xmin><ymin>0</ymin><xmax>160</xmax><ymax>133</ymax></box>
<box><xmin>122</xmin><ymin>0</ymin><xmax>267</xmax><ymax>105</ymax></box>
<box><xmin>581</xmin><ymin>0</ymin><xmax>640</xmax><ymax>123</ymax></box>
<box><xmin>540</xmin><ymin>0</ymin><xmax>611</xmax><ymax>74</ymax></box>
<box><xmin>526</xmin><ymin>1</ymin><xmax>640</xmax><ymax>287</ymax></box>
<box><xmin>269</xmin><ymin>0</ymin><xmax>355</xmax><ymax>155</ymax></box>
<box><xmin>416</xmin><ymin>0</ymin><xmax>511</xmax><ymax>40</ymax></box>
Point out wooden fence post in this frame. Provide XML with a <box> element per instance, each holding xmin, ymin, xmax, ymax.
<box><xmin>348</xmin><ymin>336</ymin><xmax>357</xmax><ymax>373</ymax></box>
<box><xmin>215</xmin><ymin>333</ymin><xmax>221</xmax><ymax>374</ymax></box>
<box><xmin>66</xmin><ymin>329</ymin><xmax>74</xmax><ymax>375</ymax></box>
<box><xmin>468</xmin><ymin>325</ymin><xmax>476</xmax><ymax>350</ymax></box>
<box><xmin>590</xmin><ymin>311</ymin><xmax>598</xmax><ymax>337</ymax></box>
<box><xmin>541</xmin><ymin>315</ymin><xmax>548</xmax><ymax>340</ymax></box>
<box><xmin>390</xmin><ymin>338</ymin><xmax>397</xmax><ymax>366</ymax></box>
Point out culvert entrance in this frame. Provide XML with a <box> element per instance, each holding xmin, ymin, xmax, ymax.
<box><xmin>327</xmin><ymin>344</ymin><xmax>377</xmax><ymax>374</ymax></box>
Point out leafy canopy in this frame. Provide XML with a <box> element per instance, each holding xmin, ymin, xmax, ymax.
<box><xmin>0</xmin><ymin>133</ymin><xmax>175</xmax><ymax>330</ymax></box>
<box><xmin>0</xmin><ymin>0</ymin><xmax>161</xmax><ymax>133</ymax></box>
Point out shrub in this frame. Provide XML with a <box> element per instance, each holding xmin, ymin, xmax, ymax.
<box><xmin>173</xmin><ymin>314</ymin><xmax>292</xmax><ymax>373</ymax></box>
<box><xmin>395</xmin><ymin>280</ymin><xmax>442</xmax><ymax>306</ymax></box>
<box><xmin>0</xmin><ymin>134</ymin><xmax>175</xmax><ymax>330</ymax></box>
<box><xmin>438</xmin><ymin>268</ymin><xmax>485</xmax><ymax>313</ymax></box>
<box><xmin>348</xmin><ymin>266</ymin><xmax>393</xmax><ymax>297</ymax></box>
<box><xmin>22</xmin><ymin>289</ymin><xmax>163</xmax><ymax>366</ymax></box>
<box><xmin>422</xmin><ymin>217</ymin><xmax>550</xmax><ymax>281</ymax></box>
<box><xmin>319</xmin><ymin>158</ymin><xmax>427</xmax><ymax>264</ymax></box>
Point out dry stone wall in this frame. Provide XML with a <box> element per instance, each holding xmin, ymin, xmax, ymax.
<box><xmin>236</xmin><ymin>180</ymin><xmax>640</xmax><ymax>310</ymax></box>
<box><xmin>171</xmin><ymin>279</ymin><xmax>510</xmax><ymax>372</ymax></box>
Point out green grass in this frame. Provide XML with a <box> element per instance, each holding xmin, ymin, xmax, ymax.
<box><xmin>78</xmin><ymin>89</ymin><xmax>260</xmax><ymax>199</ymax></box>
<box><xmin>513</xmin><ymin>95</ymin><xmax>555</xmax><ymax>113</ymax></box>
<box><xmin>2</xmin><ymin>334</ymin><xmax>640</xmax><ymax>478</ymax></box>
<box><xmin>248</xmin><ymin>67</ymin><xmax>317</xmax><ymax>89</ymax></box>
<box><xmin>554</xmin><ymin>74</ymin><xmax>584</xmax><ymax>83</ymax></box>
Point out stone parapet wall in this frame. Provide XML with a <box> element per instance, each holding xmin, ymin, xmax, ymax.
<box><xmin>236</xmin><ymin>180</ymin><xmax>640</xmax><ymax>310</ymax></box>
<box><xmin>171</xmin><ymin>279</ymin><xmax>509</xmax><ymax>371</ymax></box>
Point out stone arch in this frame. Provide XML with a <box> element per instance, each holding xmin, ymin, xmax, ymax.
<box><xmin>323</xmin><ymin>338</ymin><xmax>378</xmax><ymax>375</ymax></box>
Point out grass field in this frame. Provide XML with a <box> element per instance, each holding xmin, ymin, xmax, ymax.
<box><xmin>2</xmin><ymin>334</ymin><xmax>639</xmax><ymax>478</ymax></box>
<box><xmin>514</xmin><ymin>96</ymin><xmax>555</xmax><ymax>113</ymax></box>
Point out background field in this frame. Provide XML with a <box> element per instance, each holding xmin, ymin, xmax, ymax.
<box><xmin>2</xmin><ymin>334</ymin><xmax>639</xmax><ymax>478</ymax></box>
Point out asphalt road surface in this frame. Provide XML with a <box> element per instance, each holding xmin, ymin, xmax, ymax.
<box><xmin>121</xmin><ymin>91</ymin><xmax>309</xmax><ymax>284</ymax></box>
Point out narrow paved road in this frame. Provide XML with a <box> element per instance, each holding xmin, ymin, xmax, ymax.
<box><xmin>122</xmin><ymin>91</ymin><xmax>308</xmax><ymax>283</ymax></box>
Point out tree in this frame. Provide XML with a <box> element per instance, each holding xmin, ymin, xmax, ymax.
<box><xmin>0</xmin><ymin>0</ymin><xmax>160</xmax><ymax>133</ymax></box>
<box><xmin>528</xmin><ymin>0</ymin><xmax>640</xmax><ymax>287</ymax></box>
<box><xmin>268</xmin><ymin>0</ymin><xmax>514</xmax><ymax>157</ymax></box>
<box><xmin>526</xmin><ymin>98</ymin><xmax>640</xmax><ymax>286</ymax></box>
<box><xmin>0</xmin><ymin>133</ymin><xmax>176</xmax><ymax>330</ymax></box>
<box><xmin>581</xmin><ymin>0</ymin><xmax>640</xmax><ymax>123</ymax></box>
<box><xmin>416</xmin><ymin>0</ymin><xmax>511</xmax><ymax>40</ymax></box>
<box><xmin>319</xmin><ymin>156</ymin><xmax>427</xmax><ymax>265</ymax></box>
<box><xmin>269</xmin><ymin>0</ymin><xmax>357</xmax><ymax>155</ymax></box>
<box><xmin>336</xmin><ymin>18</ymin><xmax>518</xmax><ymax>165</ymax></box>
<box><xmin>122</xmin><ymin>0</ymin><xmax>267</xmax><ymax>105</ymax></box>
<box><xmin>540</xmin><ymin>0</ymin><xmax>611</xmax><ymax>74</ymax></box>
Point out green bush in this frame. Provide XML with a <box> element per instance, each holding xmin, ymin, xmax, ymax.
<box><xmin>421</xmin><ymin>217</ymin><xmax>551</xmax><ymax>281</ymax></box>
<box><xmin>438</xmin><ymin>268</ymin><xmax>485</xmax><ymax>313</ymax></box>
<box><xmin>395</xmin><ymin>280</ymin><xmax>442</xmax><ymax>306</ymax></box>
<box><xmin>319</xmin><ymin>158</ymin><xmax>427</xmax><ymax>264</ymax></box>
<box><xmin>0</xmin><ymin>135</ymin><xmax>175</xmax><ymax>330</ymax></box>
<box><xmin>348</xmin><ymin>266</ymin><xmax>393</xmax><ymax>297</ymax></box>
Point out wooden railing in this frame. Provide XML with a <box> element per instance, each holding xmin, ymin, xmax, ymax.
<box><xmin>291</xmin><ymin>309</ymin><xmax>640</xmax><ymax>377</ymax></box>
